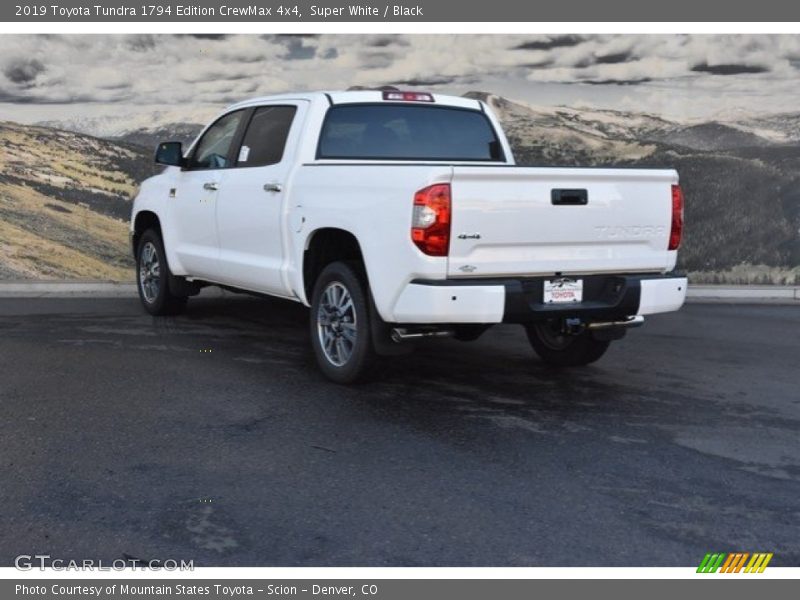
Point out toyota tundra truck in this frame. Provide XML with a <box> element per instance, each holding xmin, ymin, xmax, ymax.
<box><xmin>130</xmin><ymin>90</ymin><xmax>687</xmax><ymax>383</ymax></box>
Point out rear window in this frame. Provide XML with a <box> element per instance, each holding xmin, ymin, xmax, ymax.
<box><xmin>237</xmin><ymin>105</ymin><xmax>297</xmax><ymax>168</ymax></box>
<box><xmin>317</xmin><ymin>104</ymin><xmax>504</xmax><ymax>161</ymax></box>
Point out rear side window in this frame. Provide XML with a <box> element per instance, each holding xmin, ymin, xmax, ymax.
<box><xmin>236</xmin><ymin>105</ymin><xmax>297</xmax><ymax>167</ymax></box>
<box><xmin>317</xmin><ymin>104</ymin><xmax>504</xmax><ymax>161</ymax></box>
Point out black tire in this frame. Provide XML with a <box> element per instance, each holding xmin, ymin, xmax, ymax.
<box><xmin>525</xmin><ymin>321</ymin><xmax>610</xmax><ymax>367</ymax></box>
<box><xmin>136</xmin><ymin>228</ymin><xmax>187</xmax><ymax>316</ymax></box>
<box><xmin>309</xmin><ymin>261</ymin><xmax>376</xmax><ymax>384</ymax></box>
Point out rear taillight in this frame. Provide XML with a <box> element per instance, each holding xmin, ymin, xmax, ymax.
<box><xmin>669</xmin><ymin>184</ymin><xmax>684</xmax><ymax>251</ymax></box>
<box><xmin>411</xmin><ymin>184</ymin><xmax>451</xmax><ymax>256</ymax></box>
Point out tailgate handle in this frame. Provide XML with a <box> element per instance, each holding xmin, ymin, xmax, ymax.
<box><xmin>551</xmin><ymin>189</ymin><xmax>588</xmax><ymax>206</ymax></box>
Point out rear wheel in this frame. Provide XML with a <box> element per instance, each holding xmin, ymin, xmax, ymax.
<box><xmin>136</xmin><ymin>229</ymin><xmax>187</xmax><ymax>316</ymax></box>
<box><xmin>310</xmin><ymin>261</ymin><xmax>375</xmax><ymax>384</ymax></box>
<box><xmin>525</xmin><ymin>321</ymin><xmax>610</xmax><ymax>367</ymax></box>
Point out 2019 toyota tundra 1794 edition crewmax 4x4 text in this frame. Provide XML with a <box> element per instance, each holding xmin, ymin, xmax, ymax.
<box><xmin>130</xmin><ymin>90</ymin><xmax>687</xmax><ymax>383</ymax></box>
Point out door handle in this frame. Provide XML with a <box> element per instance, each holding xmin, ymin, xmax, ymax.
<box><xmin>203</xmin><ymin>182</ymin><xmax>219</xmax><ymax>191</ymax></box>
<box><xmin>263</xmin><ymin>182</ymin><xmax>283</xmax><ymax>193</ymax></box>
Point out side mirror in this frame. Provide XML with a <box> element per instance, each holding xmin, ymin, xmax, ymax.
<box><xmin>155</xmin><ymin>141</ymin><xmax>185</xmax><ymax>167</ymax></box>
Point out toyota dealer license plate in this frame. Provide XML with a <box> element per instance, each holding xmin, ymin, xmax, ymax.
<box><xmin>543</xmin><ymin>279</ymin><xmax>583</xmax><ymax>304</ymax></box>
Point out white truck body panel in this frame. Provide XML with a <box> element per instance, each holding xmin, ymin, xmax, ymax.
<box><xmin>213</xmin><ymin>100</ymin><xmax>310</xmax><ymax>295</ymax></box>
<box><xmin>448</xmin><ymin>167</ymin><xmax>679</xmax><ymax>278</ymax></box>
<box><xmin>286</xmin><ymin>164</ymin><xmax>453</xmax><ymax>319</ymax></box>
<box><xmin>131</xmin><ymin>90</ymin><xmax>686</xmax><ymax>326</ymax></box>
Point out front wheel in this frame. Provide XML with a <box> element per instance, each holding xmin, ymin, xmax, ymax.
<box><xmin>310</xmin><ymin>261</ymin><xmax>376</xmax><ymax>384</ymax></box>
<box><xmin>525</xmin><ymin>321</ymin><xmax>610</xmax><ymax>367</ymax></box>
<box><xmin>136</xmin><ymin>229</ymin><xmax>187</xmax><ymax>316</ymax></box>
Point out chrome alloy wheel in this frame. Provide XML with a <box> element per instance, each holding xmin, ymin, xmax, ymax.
<box><xmin>316</xmin><ymin>281</ymin><xmax>357</xmax><ymax>367</ymax></box>
<box><xmin>139</xmin><ymin>241</ymin><xmax>161</xmax><ymax>304</ymax></box>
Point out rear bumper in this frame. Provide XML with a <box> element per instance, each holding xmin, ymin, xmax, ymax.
<box><xmin>391</xmin><ymin>273</ymin><xmax>687</xmax><ymax>324</ymax></box>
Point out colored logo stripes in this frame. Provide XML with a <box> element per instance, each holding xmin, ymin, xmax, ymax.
<box><xmin>697</xmin><ymin>552</ymin><xmax>773</xmax><ymax>573</ymax></box>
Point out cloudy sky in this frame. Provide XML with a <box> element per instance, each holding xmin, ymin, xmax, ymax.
<box><xmin>1</xmin><ymin>34</ymin><xmax>800</xmax><ymax>128</ymax></box>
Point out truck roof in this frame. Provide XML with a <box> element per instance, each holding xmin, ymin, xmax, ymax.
<box><xmin>225</xmin><ymin>90</ymin><xmax>484</xmax><ymax>112</ymax></box>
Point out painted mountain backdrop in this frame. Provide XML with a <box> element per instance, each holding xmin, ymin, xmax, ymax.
<box><xmin>467</xmin><ymin>93</ymin><xmax>800</xmax><ymax>283</ymax></box>
<box><xmin>0</xmin><ymin>122</ymin><xmax>151</xmax><ymax>279</ymax></box>
<box><xmin>1</xmin><ymin>93</ymin><xmax>799</xmax><ymax>283</ymax></box>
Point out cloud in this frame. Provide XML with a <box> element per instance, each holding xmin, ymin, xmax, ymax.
<box><xmin>4</xmin><ymin>59</ymin><xmax>45</xmax><ymax>85</ymax></box>
<box><xmin>274</xmin><ymin>35</ymin><xmax>317</xmax><ymax>60</ymax></box>
<box><xmin>513</xmin><ymin>36</ymin><xmax>584</xmax><ymax>51</ymax></box>
<box><xmin>357</xmin><ymin>49</ymin><xmax>397</xmax><ymax>69</ymax></box>
<box><xmin>0</xmin><ymin>34</ymin><xmax>798</xmax><ymax>122</ymax></box>
<box><xmin>691</xmin><ymin>62</ymin><xmax>770</xmax><ymax>75</ymax></box>
<box><xmin>0</xmin><ymin>87</ymin><xmax>34</xmax><ymax>102</ymax></box>
<box><xmin>366</xmin><ymin>35</ymin><xmax>410</xmax><ymax>48</ymax></box>
<box><xmin>391</xmin><ymin>76</ymin><xmax>457</xmax><ymax>86</ymax></box>
<box><xmin>580</xmin><ymin>78</ymin><xmax>652</xmax><ymax>85</ymax></box>
<box><xmin>126</xmin><ymin>35</ymin><xmax>156</xmax><ymax>52</ymax></box>
<box><xmin>594</xmin><ymin>51</ymin><xmax>634</xmax><ymax>65</ymax></box>
<box><xmin>186</xmin><ymin>34</ymin><xmax>229</xmax><ymax>41</ymax></box>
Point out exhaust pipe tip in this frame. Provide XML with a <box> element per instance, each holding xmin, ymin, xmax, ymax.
<box><xmin>587</xmin><ymin>315</ymin><xmax>644</xmax><ymax>330</ymax></box>
<box><xmin>391</xmin><ymin>327</ymin><xmax>455</xmax><ymax>342</ymax></box>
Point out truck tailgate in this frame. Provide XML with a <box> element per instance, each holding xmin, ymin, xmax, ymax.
<box><xmin>448</xmin><ymin>167</ymin><xmax>679</xmax><ymax>277</ymax></box>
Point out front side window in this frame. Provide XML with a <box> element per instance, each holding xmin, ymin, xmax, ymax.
<box><xmin>236</xmin><ymin>105</ymin><xmax>297</xmax><ymax>168</ymax></box>
<box><xmin>317</xmin><ymin>104</ymin><xmax>504</xmax><ymax>161</ymax></box>
<box><xmin>188</xmin><ymin>110</ymin><xmax>244</xmax><ymax>170</ymax></box>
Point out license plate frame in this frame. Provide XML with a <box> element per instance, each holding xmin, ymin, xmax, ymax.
<box><xmin>543</xmin><ymin>278</ymin><xmax>583</xmax><ymax>304</ymax></box>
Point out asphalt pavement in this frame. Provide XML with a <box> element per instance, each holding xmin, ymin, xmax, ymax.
<box><xmin>0</xmin><ymin>294</ymin><xmax>798</xmax><ymax>566</ymax></box>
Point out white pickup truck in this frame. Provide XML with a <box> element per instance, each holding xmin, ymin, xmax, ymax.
<box><xmin>130</xmin><ymin>89</ymin><xmax>686</xmax><ymax>383</ymax></box>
